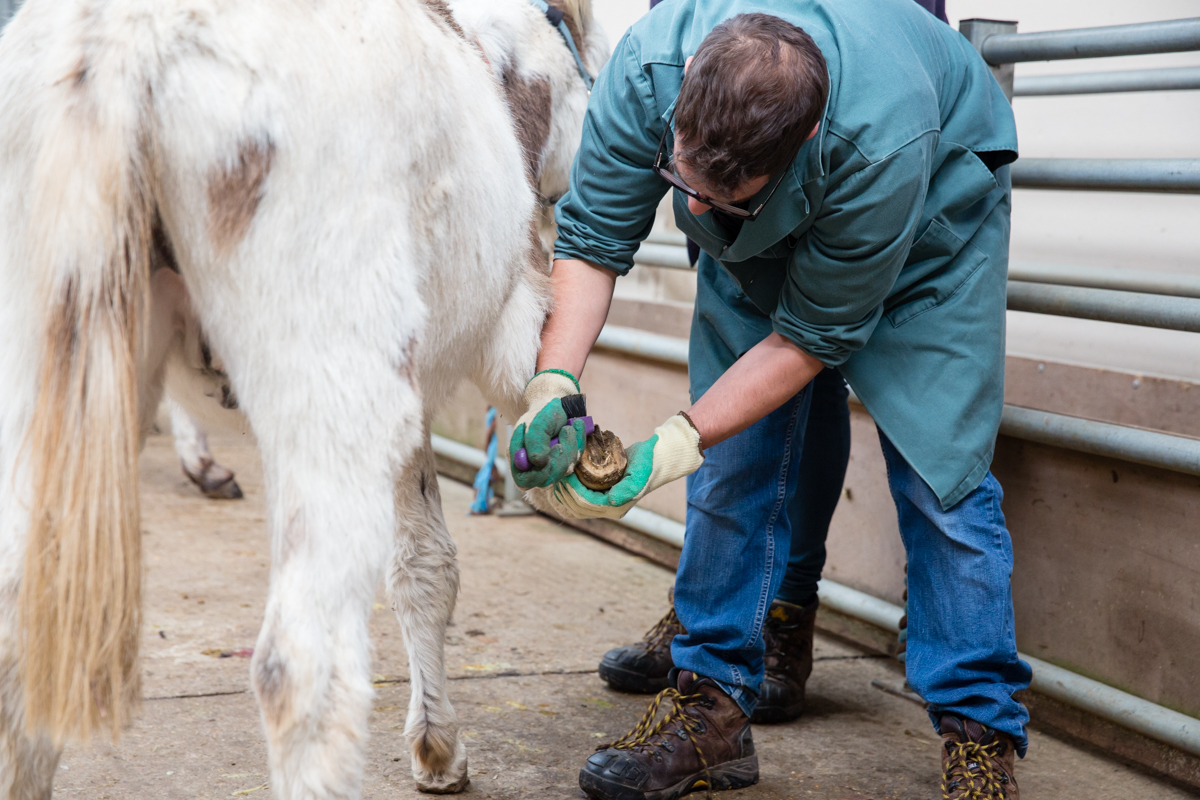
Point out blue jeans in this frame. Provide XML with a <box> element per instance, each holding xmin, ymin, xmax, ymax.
<box><xmin>672</xmin><ymin>397</ymin><xmax>1031</xmax><ymax>752</ymax></box>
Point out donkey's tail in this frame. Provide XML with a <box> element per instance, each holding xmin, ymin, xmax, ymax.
<box><xmin>17</xmin><ymin>41</ymin><xmax>157</xmax><ymax>744</ymax></box>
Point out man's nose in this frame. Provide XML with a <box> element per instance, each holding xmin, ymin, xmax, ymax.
<box><xmin>687</xmin><ymin>196</ymin><xmax>711</xmax><ymax>216</ymax></box>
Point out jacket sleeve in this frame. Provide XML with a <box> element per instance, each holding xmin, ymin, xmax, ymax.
<box><xmin>771</xmin><ymin>136</ymin><xmax>933</xmax><ymax>366</ymax></box>
<box><xmin>553</xmin><ymin>34</ymin><xmax>670</xmax><ymax>276</ymax></box>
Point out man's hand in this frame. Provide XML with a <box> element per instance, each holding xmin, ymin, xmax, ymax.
<box><xmin>542</xmin><ymin>414</ymin><xmax>704</xmax><ymax>519</ymax></box>
<box><xmin>509</xmin><ymin>370</ymin><xmax>586</xmax><ymax>489</ymax></box>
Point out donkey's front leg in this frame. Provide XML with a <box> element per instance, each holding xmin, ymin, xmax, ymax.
<box><xmin>388</xmin><ymin>440</ymin><xmax>468</xmax><ymax>793</ymax></box>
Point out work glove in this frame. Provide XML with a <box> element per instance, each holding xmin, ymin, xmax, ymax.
<box><xmin>543</xmin><ymin>413</ymin><xmax>704</xmax><ymax>520</ymax></box>
<box><xmin>509</xmin><ymin>369</ymin><xmax>588</xmax><ymax>489</ymax></box>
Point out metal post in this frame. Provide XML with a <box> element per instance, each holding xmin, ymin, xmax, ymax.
<box><xmin>960</xmin><ymin>18</ymin><xmax>1018</xmax><ymax>101</ymax></box>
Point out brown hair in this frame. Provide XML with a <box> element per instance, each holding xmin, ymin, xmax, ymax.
<box><xmin>674</xmin><ymin>13</ymin><xmax>829</xmax><ymax>196</ymax></box>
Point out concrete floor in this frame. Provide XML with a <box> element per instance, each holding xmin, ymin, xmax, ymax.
<box><xmin>53</xmin><ymin>430</ymin><xmax>1196</xmax><ymax>799</ymax></box>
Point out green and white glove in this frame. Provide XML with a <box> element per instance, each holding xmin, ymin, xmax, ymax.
<box><xmin>544</xmin><ymin>413</ymin><xmax>705</xmax><ymax>520</ymax></box>
<box><xmin>509</xmin><ymin>369</ymin><xmax>587</xmax><ymax>489</ymax></box>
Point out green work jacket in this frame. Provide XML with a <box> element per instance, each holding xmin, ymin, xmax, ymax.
<box><xmin>554</xmin><ymin>0</ymin><xmax>1018</xmax><ymax>509</ymax></box>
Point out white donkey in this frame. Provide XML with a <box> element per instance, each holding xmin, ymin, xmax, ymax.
<box><xmin>0</xmin><ymin>0</ymin><xmax>605</xmax><ymax>796</ymax></box>
<box><xmin>161</xmin><ymin>0</ymin><xmax>606</xmax><ymax>504</ymax></box>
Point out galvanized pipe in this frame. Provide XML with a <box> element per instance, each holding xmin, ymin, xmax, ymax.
<box><xmin>1014</xmin><ymin>65</ymin><xmax>1200</xmax><ymax>96</ymax></box>
<box><xmin>1000</xmin><ymin>406</ymin><xmax>1200</xmax><ymax>477</ymax></box>
<box><xmin>981</xmin><ymin>18</ymin><xmax>1200</xmax><ymax>64</ymax></box>
<box><xmin>430</xmin><ymin>435</ymin><xmax>1200</xmax><ymax>758</ymax></box>
<box><xmin>634</xmin><ymin>241</ymin><xmax>1200</xmax><ymax>301</ymax></box>
<box><xmin>634</xmin><ymin>241</ymin><xmax>693</xmax><ymax>270</ymax></box>
<box><xmin>1007</xmin><ymin>280</ymin><xmax>1200</xmax><ymax>332</ymax></box>
<box><xmin>594</xmin><ymin>324</ymin><xmax>690</xmax><ymax>365</ymax></box>
<box><xmin>598</xmin><ymin>324</ymin><xmax>1200</xmax><ymax>477</ymax></box>
<box><xmin>1009</xmin><ymin>262</ymin><xmax>1200</xmax><ymax>299</ymax></box>
<box><xmin>1010</xmin><ymin>158</ymin><xmax>1200</xmax><ymax>194</ymax></box>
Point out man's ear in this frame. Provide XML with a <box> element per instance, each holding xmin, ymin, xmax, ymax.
<box><xmin>684</xmin><ymin>55</ymin><xmax>693</xmax><ymax>75</ymax></box>
<box><xmin>806</xmin><ymin>122</ymin><xmax>820</xmax><ymax>141</ymax></box>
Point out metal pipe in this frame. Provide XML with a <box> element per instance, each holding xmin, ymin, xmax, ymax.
<box><xmin>981</xmin><ymin>18</ymin><xmax>1200</xmax><ymax>64</ymax></box>
<box><xmin>817</xmin><ymin>579</ymin><xmax>1200</xmax><ymax>759</ymax></box>
<box><xmin>594</xmin><ymin>324</ymin><xmax>690</xmax><ymax>366</ymax></box>
<box><xmin>1006</xmin><ymin>280</ymin><xmax>1200</xmax><ymax>332</ymax></box>
<box><xmin>1000</xmin><ymin>406</ymin><xmax>1200</xmax><ymax>478</ymax></box>
<box><xmin>1011</xmin><ymin>158</ymin><xmax>1200</xmax><ymax>194</ymax></box>
<box><xmin>632</xmin><ymin>242</ymin><xmax>1200</xmax><ymax>301</ymax></box>
<box><xmin>645</xmin><ymin>230</ymin><xmax>688</xmax><ymax>247</ymax></box>
<box><xmin>432</xmin><ymin>434</ymin><xmax>489</xmax><ymax>470</ymax></box>
<box><xmin>635</xmin><ymin>243</ymin><xmax>692</xmax><ymax>271</ymax></box>
<box><xmin>432</xmin><ymin>434</ymin><xmax>1200</xmax><ymax>758</ymax></box>
<box><xmin>1009</xmin><ymin>262</ymin><xmax>1200</xmax><ymax>299</ymax></box>
<box><xmin>1014</xmin><ymin>65</ymin><xmax>1200</xmax><ymax>96</ymax></box>
<box><xmin>621</xmin><ymin>507</ymin><xmax>685</xmax><ymax>548</ymax></box>
<box><xmin>634</xmin><ymin>241</ymin><xmax>693</xmax><ymax>270</ymax></box>
<box><xmin>597</xmin><ymin>324</ymin><xmax>1200</xmax><ymax>476</ymax></box>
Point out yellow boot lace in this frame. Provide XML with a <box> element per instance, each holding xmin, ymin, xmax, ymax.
<box><xmin>643</xmin><ymin>606</ymin><xmax>684</xmax><ymax>650</ymax></box>
<box><xmin>942</xmin><ymin>738</ymin><xmax>1011</xmax><ymax>799</ymax></box>
<box><xmin>599</xmin><ymin>687</ymin><xmax>713</xmax><ymax>798</ymax></box>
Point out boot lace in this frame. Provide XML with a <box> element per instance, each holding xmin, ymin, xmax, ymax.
<box><xmin>599</xmin><ymin>687</ymin><xmax>713</xmax><ymax>798</ymax></box>
<box><xmin>942</xmin><ymin>738</ymin><xmax>1011</xmax><ymax>799</ymax></box>
<box><xmin>643</xmin><ymin>606</ymin><xmax>684</xmax><ymax>650</ymax></box>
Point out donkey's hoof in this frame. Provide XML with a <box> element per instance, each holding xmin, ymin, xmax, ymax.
<box><xmin>414</xmin><ymin>741</ymin><xmax>469</xmax><ymax>794</ymax></box>
<box><xmin>183</xmin><ymin>459</ymin><xmax>244</xmax><ymax>500</ymax></box>
<box><xmin>201</xmin><ymin>475</ymin><xmax>244</xmax><ymax>500</ymax></box>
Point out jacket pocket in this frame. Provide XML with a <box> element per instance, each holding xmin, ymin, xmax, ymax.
<box><xmin>884</xmin><ymin>218</ymin><xmax>989</xmax><ymax>328</ymax></box>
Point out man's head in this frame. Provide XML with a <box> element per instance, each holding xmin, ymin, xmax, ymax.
<box><xmin>672</xmin><ymin>13</ymin><xmax>829</xmax><ymax>212</ymax></box>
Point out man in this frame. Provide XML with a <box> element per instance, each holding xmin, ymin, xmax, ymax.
<box><xmin>510</xmin><ymin>1</ymin><xmax>1030</xmax><ymax>798</ymax></box>
<box><xmin>593</xmin><ymin>0</ymin><xmax>952</xmax><ymax>730</ymax></box>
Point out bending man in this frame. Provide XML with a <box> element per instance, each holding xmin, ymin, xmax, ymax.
<box><xmin>510</xmin><ymin>2</ymin><xmax>1030</xmax><ymax>798</ymax></box>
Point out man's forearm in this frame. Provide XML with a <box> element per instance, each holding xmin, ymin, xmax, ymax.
<box><xmin>686</xmin><ymin>332</ymin><xmax>825</xmax><ymax>450</ymax></box>
<box><xmin>538</xmin><ymin>258</ymin><xmax>618</xmax><ymax>377</ymax></box>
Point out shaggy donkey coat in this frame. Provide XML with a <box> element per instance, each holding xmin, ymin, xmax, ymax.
<box><xmin>0</xmin><ymin>0</ymin><xmax>605</xmax><ymax>796</ymax></box>
<box><xmin>162</xmin><ymin>0</ymin><xmax>609</xmax><ymax>502</ymax></box>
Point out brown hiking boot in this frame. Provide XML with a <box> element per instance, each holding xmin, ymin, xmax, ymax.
<box><xmin>939</xmin><ymin>713</ymin><xmax>1019</xmax><ymax>799</ymax></box>
<box><xmin>580</xmin><ymin>671</ymin><xmax>759</xmax><ymax>800</ymax></box>
<box><xmin>755</xmin><ymin>598</ymin><xmax>817</xmax><ymax>723</ymax></box>
<box><xmin>599</xmin><ymin>590</ymin><xmax>685</xmax><ymax>694</ymax></box>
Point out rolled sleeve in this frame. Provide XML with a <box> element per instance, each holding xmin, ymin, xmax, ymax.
<box><xmin>772</xmin><ymin>137</ymin><xmax>933</xmax><ymax>365</ymax></box>
<box><xmin>553</xmin><ymin>35</ymin><xmax>670</xmax><ymax>276</ymax></box>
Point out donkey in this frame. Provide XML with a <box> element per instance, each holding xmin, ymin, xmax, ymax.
<box><xmin>160</xmin><ymin>0</ymin><xmax>608</xmax><ymax>505</ymax></box>
<box><xmin>0</xmin><ymin>0</ymin><xmax>605</xmax><ymax>796</ymax></box>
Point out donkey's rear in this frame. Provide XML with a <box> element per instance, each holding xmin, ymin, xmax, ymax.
<box><xmin>0</xmin><ymin>0</ymin><xmax>562</xmax><ymax>796</ymax></box>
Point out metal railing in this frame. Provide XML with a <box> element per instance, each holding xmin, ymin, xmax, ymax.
<box><xmin>1014</xmin><ymin>65</ymin><xmax>1200</xmax><ymax>96</ymax></box>
<box><xmin>592</xmin><ymin>324</ymin><xmax>1200</xmax><ymax>479</ymax></box>
<box><xmin>1010</xmin><ymin>158</ymin><xmax>1200</xmax><ymax>194</ymax></box>
<box><xmin>430</xmin><ymin>432</ymin><xmax>1200</xmax><ymax>759</ymax></box>
<box><xmin>978</xmin><ymin>18</ymin><xmax>1200</xmax><ymax>64</ymax></box>
<box><xmin>636</xmin><ymin>19</ymin><xmax>1200</xmax><ymax>334</ymax></box>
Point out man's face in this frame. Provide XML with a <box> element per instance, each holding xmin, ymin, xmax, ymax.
<box><xmin>673</xmin><ymin>153</ymin><xmax>771</xmax><ymax>217</ymax></box>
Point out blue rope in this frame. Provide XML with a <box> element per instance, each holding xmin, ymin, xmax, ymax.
<box><xmin>470</xmin><ymin>407</ymin><xmax>499</xmax><ymax>514</ymax></box>
<box><xmin>526</xmin><ymin>0</ymin><xmax>594</xmax><ymax>91</ymax></box>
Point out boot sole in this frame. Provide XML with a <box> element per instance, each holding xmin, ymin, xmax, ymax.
<box><xmin>579</xmin><ymin>754</ymin><xmax>759</xmax><ymax>800</ymax></box>
<box><xmin>750</xmin><ymin>701</ymin><xmax>804</xmax><ymax>725</ymax></box>
<box><xmin>597</xmin><ymin>659</ymin><xmax>670</xmax><ymax>694</ymax></box>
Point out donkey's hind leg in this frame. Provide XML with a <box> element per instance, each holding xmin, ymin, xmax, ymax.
<box><xmin>387</xmin><ymin>437</ymin><xmax>469</xmax><ymax>793</ymax></box>
<box><xmin>243</xmin><ymin>369</ymin><xmax>425</xmax><ymax>799</ymax></box>
<box><xmin>167</xmin><ymin>399</ymin><xmax>243</xmax><ymax>499</ymax></box>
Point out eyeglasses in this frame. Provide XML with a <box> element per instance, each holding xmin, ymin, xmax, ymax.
<box><xmin>653</xmin><ymin>111</ymin><xmax>788</xmax><ymax>223</ymax></box>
